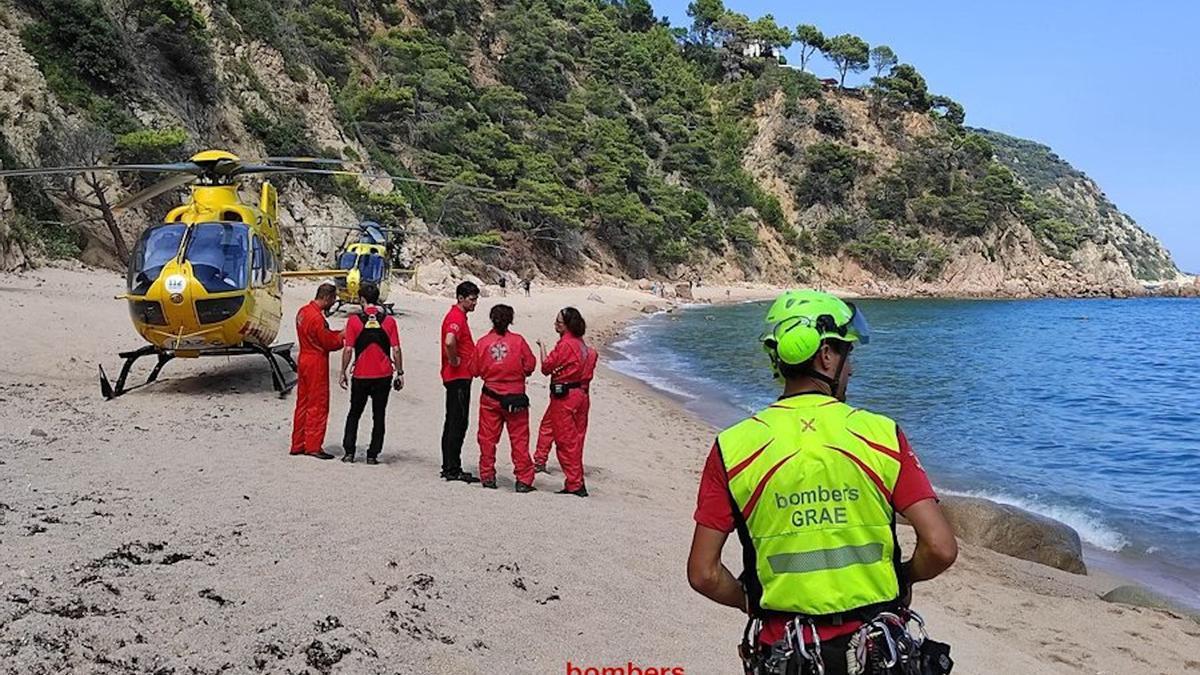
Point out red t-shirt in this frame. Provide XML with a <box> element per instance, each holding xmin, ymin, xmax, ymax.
<box><xmin>693</xmin><ymin>426</ymin><xmax>937</xmax><ymax>645</ymax></box>
<box><xmin>440</xmin><ymin>304</ymin><xmax>475</xmax><ymax>383</ymax></box>
<box><xmin>471</xmin><ymin>330</ymin><xmax>536</xmax><ymax>395</ymax></box>
<box><xmin>343</xmin><ymin>306</ymin><xmax>400</xmax><ymax>379</ymax></box>
<box><xmin>541</xmin><ymin>334</ymin><xmax>598</xmax><ymax>385</ymax></box>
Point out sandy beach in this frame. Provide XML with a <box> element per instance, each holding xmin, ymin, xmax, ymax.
<box><xmin>1</xmin><ymin>266</ymin><xmax>1197</xmax><ymax>675</ymax></box>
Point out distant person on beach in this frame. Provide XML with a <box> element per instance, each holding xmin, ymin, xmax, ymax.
<box><xmin>498</xmin><ymin>276</ymin><xmax>507</xmax><ymax>296</ymax></box>
<box><xmin>339</xmin><ymin>283</ymin><xmax>402</xmax><ymax>465</ymax></box>
<box><xmin>471</xmin><ymin>304</ymin><xmax>537</xmax><ymax>492</ymax></box>
<box><xmin>534</xmin><ymin>307</ymin><xmax>598</xmax><ymax>497</ymax></box>
<box><xmin>439</xmin><ymin>281</ymin><xmax>481</xmax><ymax>483</ymax></box>
<box><xmin>290</xmin><ymin>283</ymin><xmax>344</xmax><ymax>460</ymax></box>
<box><xmin>686</xmin><ymin>290</ymin><xmax>958</xmax><ymax>675</ymax></box>
<box><xmin>522</xmin><ymin>278</ymin><xmax>531</xmax><ymax>297</ymax></box>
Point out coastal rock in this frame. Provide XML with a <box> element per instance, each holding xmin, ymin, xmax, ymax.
<box><xmin>939</xmin><ymin>495</ymin><xmax>1087</xmax><ymax>574</ymax></box>
<box><xmin>1100</xmin><ymin>585</ymin><xmax>1200</xmax><ymax>622</ymax></box>
<box><xmin>675</xmin><ymin>283</ymin><xmax>694</xmax><ymax>301</ymax></box>
<box><xmin>587</xmin><ymin>293</ymin><xmax>605</xmax><ymax>303</ymax></box>
<box><xmin>640</xmin><ymin>304</ymin><xmax>661</xmax><ymax>314</ymax></box>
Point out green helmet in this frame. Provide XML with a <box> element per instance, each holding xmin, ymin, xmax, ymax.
<box><xmin>761</xmin><ymin>290</ymin><xmax>870</xmax><ymax>368</ymax></box>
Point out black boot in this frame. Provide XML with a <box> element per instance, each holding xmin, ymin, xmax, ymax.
<box><xmin>556</xmin><ymin>485</ymin><xmax>588</xmax><ymax>497</ymax></box>
<box><xmin>341</xmin><ymin>453</ymin><xmax>355</xmax><ymax>463</ymax></box>
<box><xmin>515</xmin><ymin>481</ymin><xmax>536</xmax><ymax>493</ymax></box>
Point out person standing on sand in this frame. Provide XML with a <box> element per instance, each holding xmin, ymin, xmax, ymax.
<box><xmin>471</xmin><ymin>304</ymin><xmax>537</xmax><ymax>492</ymax></box>
<box><xmin>339</xmin><ymin>283</ymin><xmax>402</xmax><ymax>465</ymax></box>
<box><xmin>522</xmin><ymin>278</ymin><xmax>531</xmax><ymax>297</ymax></box>
<box><xmin>686</xmin><ymin>290</ymin><xmax>958</xmax><ymax>675</ymax></box>
<box><xmin>440</xmin><ymin>281</ymin><xmax>481</xmax><ymax>483</ymax></box>
<box><xmin>533</xmin><ymin>307</ymin><xmax>598</xmax><ymax>497</ymax></box>
<box><xmin>290</xmin><ymin>283</ymin><xmax>344</xmax><ymax>460</ymax></box>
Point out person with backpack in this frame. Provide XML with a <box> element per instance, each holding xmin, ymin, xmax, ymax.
<box><xmin>686</xmin><ymin>291</ymin><xmax>957</xmax><ymax>675</ymax></box>
<box><xmin>339</xmin><ymin>283</ymin><xmax>402</xmax><ymax>465</ymax></box>
<box><xmin>471</xmin><ymin>304</ymin><xmax>537</xmax><ymax>492</ymax></box>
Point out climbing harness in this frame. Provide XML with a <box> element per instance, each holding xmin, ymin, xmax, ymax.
<box><xmin>740</xmin><ymin>609</ymin><xmax>953</xmax><ymax>675</ymax></box>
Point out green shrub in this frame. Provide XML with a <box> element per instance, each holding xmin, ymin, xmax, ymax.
<box><xmin>115</xmin><ymin>128</ymin><xmax>189</xmax><ymax>163</ymax></box>
<box><xmin>795</xmin><ymin>142</ymin><xmax>868</xmax><ymax>207</ymax></box>
<box><xmin>726</xmin><ymin>214</ymin><xmax>758</xmax><ymax>252</ymax></box>
<box><xmin>813</xmin><ymin>102</ymin><xmax>846</xmax><ymax>138</ymax></box>
<box><xmin>847</xmin><ymin>231</ymin><xmax>947</xmax><ymax>280</ymax></box>
<box><xmin>446</xmin><ymin>231</ymin><xmax>504</xmax><ymax>255</ymax></box>
<box><xmin>243</xmin><ymin>109</ymin><xmax>315</xmax><ymax>157</ymax></box>
<box><xmin>1032</xmin><ymin>218</ymin><xmax>1083</xmax><ymax>256</ymax></box>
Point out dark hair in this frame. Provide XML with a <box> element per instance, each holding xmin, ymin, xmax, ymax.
<box><xmin>456</xmin><ymin>281</ymin><xmax>480</xmax><ymax>299</ymax></box>
<box><xmin>490</xmin><ymin>304</ymin><xmax>514</xmax><ymax>334</ymax></box>
<box><xmin>559</xmin><ymin>307</ymin><xmax>586</xmax><ymax>337</ymax></box>
<box><xmin>315</xmin><ymin>283</ymin><xmax>337</xmax><ymax>301</ymax></box>
<box><xmin>359</xmin><ymin>282</ymin><xmax>380</xmax><ymax>305</ymax></box>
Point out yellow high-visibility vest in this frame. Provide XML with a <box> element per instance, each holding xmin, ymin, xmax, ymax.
<box><xmin>717</xmin><ymin>393</ymin><xmax>904</xmax><ymax>617</ymax></box>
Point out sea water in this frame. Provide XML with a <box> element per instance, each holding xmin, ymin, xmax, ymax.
<box><xmin>611</xmin><ymin>297</ymin><xmax>1200</xmax><ymax>608</ymax></box>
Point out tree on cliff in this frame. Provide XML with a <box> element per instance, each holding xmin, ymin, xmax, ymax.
<box><xmin>43</xmin><ymin>126</ymin><xmax>130</xmax><ymax>264</ymax></box>
<box><xmin>686</xmin><ymin>0</ymin><xmax>725</xmax><ymax>45</ymax></box>
<box><xmin>870</xmin><ymin>45</ymin><xmax>898</xmax><ymax>78</ymax></box>
<box><xmin>823</xmin><ymin>34</ymin><xmax>870</xmax><ymax>87</ymax></box>
<box><xmin>794</xmin><ymin>24</ymin><xmax>825</xmax><ymax>72</ymax></box>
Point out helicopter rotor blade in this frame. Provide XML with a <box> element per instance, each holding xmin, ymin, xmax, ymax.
<box><xmin>242</xmin><ymin>166</ymin><xmax>509</xmax><ymax>195</ymax></box>
<box><xmin>0</xmin><ymin>162</ymin><xmax>202</xmax><ymax>179</ymax></box>
<box><xmin>113</xmin><ymin>173</ymin><xmax>198</xmax><ymax>211</ymax></box>
<box><xmin>261</xmin><ymin>157</ymin><xmax>350</xmax><ymax>166</ymax></box>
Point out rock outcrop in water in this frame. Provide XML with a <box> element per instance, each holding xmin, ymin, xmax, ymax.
<box><xmin>939</xmin><ymin>495</ymin><xmax>1087</xmax><ymax>574</ymax></box>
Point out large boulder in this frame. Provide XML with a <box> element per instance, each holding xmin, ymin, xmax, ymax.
<box><xmin>675</xmin><ymin>282</ymin><xmax>694</xmax><ymax>301</ymax></box>
<box><xmin>1100</xmin><ymin>585</ymin><xmax>1200</xmax><ymax>622</ymax></box>
<box><xmin>939</xmin><ymin>495</ymin><xmax>1087</xmax><ymax>574</ymax></box>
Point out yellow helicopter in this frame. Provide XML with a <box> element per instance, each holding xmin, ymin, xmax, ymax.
<box><xmin>0</xmin><ymin>150</ymin><xmax>498</xmax><ymax>398</ymax></box>
<box><xmin>286</xmin><ymin>221</ymin><xmax>405</xmax><ymax>314</ymax></box>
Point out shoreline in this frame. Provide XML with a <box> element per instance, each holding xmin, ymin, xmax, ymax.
<box><xmin>1</xmin><ymin>267</ymin><xmax>1198</xmax><ymax>674</ymax></box>
<box><xmin>603</xmin><ymin>298</ymin><xmax>1200</xmax><ymax>614</ymax></box>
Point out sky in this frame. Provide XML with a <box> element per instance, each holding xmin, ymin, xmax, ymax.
<box><xmin>653</xmin><ymin>0</ymin><xmax>1200</xmax><ymax>273</ymax></box>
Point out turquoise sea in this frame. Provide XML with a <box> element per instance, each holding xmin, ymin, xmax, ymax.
<box><xmin>611</xmin><ymin>297</ymin><xmax>1200</xmax><ymax>608</ymax></box>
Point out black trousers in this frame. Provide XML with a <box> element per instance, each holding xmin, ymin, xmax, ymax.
<box><xmin>441</xmin><ymin>379</ymin><xmax>472</xmax><ymax>473</ymax></box>
<box><xmin>343</xmin><ymin>377</ymin><xmax>391</xmax><ymax>458</ymax></box>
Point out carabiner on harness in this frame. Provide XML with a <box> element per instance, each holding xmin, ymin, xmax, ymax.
<box><xmin>787</xmin><ymin>618</ymin><xmax>824</xmax><ymax>675</ymax></box>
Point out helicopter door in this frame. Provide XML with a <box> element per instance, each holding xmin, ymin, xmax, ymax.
<box><xmin>251</xmin><ymin>235</ymin><xmax>267</xmax><ymax>288</ymax></box>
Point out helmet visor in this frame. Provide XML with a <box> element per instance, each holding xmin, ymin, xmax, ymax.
<box><xmin>845</xmin><ymin>302</ymin><xmax>870</xmax><ymax>344</ymax></box>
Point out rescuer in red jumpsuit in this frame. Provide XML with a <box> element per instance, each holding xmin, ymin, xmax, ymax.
<box><xmin>534</xmin><ymin>307</ymin><xmax>598</xmax><ymax>497</ymax></box>
<box><xmin>290</xmin><ymin>283</ymin><xmax>344</xmax><ymax>459</ymax></box>
<box><xmin>471</xmin><ymin>304</ymin><xmax>537</xmax><ymax>492</ymax></box>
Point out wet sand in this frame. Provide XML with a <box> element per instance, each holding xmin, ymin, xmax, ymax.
<box><xmin>1</xmin><ymin>266</ymin><xmax>1197</xmax><ymax>674</ymax></box>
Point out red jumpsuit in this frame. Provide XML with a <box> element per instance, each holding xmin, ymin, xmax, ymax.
<box><xmin>534</xmin><ymin>334</ymin><xmax>598</xmax><ymax>492</ymax></box>
<box><xmin>290</xmin><ymin>301</ymin><xmax>344</xmax><ymax>455</ymax></box>
<box><xmin>472</xmin><ymin>330</ymin><xmax>537</xmax><ymax>485</ymax></box>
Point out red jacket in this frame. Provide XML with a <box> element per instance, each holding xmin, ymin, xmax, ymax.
<box><xmin>542</xmin><ymin>334</ymin><xmax>597</xmax><ymax>385</ymax></box>
<box><xmin>296</xmin><ymin>301</ymin><xmax>343</xmax><ymax>358</ymax></box>
<box><xmin>472</xmin><ymin>330</ymin><xmax>536</xmax><ymax>395</ymax></box>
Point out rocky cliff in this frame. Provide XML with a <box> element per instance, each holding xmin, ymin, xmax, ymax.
<box><xmin>0</xmin><ymin>0</ymin><xmax>1182</xmax><ymax>297</ymax></box>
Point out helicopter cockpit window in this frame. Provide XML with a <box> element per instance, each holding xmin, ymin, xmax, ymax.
<box><xmin>338</xmin><ymin>252</ymin><xmax>357</xmax><ymax>270</ymax></box>
<box><xmin>359</xmin><ymin>253</ymin><xmax>386</xmax><ymax>282</ymax></box>
<box><xmin>185</xmin><ymin>222</ymin><xmax>250</xmax><ymax>293</ymax></box>
<box><xmin>128</xmin><ymin>223</ymin><xmax>186</xmax><ymax>295</ymax></box>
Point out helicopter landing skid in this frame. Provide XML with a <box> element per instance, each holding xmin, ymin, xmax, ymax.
<box><xmin>99</xmin><ymin>346</ymin><xmax>175</xmax><ymax>400</ymax></box>
<box><xmin>99</xmin><ymin>343</ymin><xmax>299</xmax><ymax>400</ymax></box>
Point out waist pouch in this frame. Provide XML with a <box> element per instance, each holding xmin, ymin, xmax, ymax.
<box><xmin>550</xmin><ymin>381</ymin><xmax>583</xmax><ymax>398</ymax></box>
<box><xmin>483</xmin><ymin>387</ymin><xmax>530</xmax><ymax>412</ymax></box>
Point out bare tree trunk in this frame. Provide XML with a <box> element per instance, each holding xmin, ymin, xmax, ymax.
<box><xmin>91</xmin><ymin>181</ymin><xmax>129</xmax><ymax>264</ymax></box>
